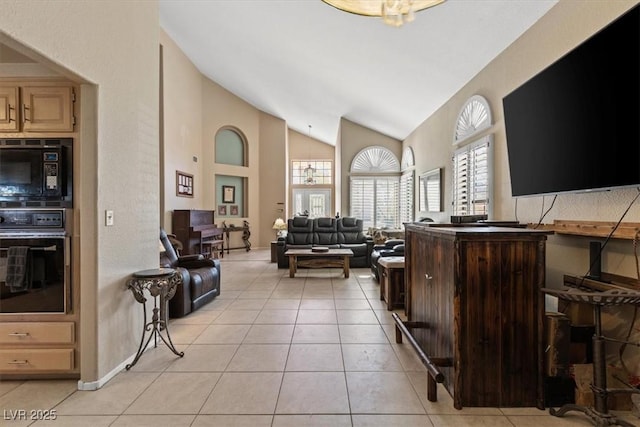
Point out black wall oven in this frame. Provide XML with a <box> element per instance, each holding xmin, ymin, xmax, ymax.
<box><xmin>0</xmin><ymin>138</ymin><xmax>73</xmax><ymax>208</ymax></box>
<box><xmin>0</xmin><ymin>209</ymin><xmax>70</xmax><ymax>314</ymax></box>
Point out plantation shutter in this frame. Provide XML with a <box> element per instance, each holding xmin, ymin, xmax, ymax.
<box><xmin>350</xmin><ymin>146</ymin><xmax>402</xmax><ymax>229</ymax></box>
<box><xmin>399</xmin><ymin>171</ymin><xmax>414</xmax><ymax>224</ymax></box>
<box><xmin>350</xmin><ymin>178</ymin><xmax>375</xmax><ymax>229</ymax></box>
<box><xmin>452</xmin><ymin>136</ymin><xmax>491</xmax><ymax>216</ymax></box>
<box><xmin>375</xmin><ymin>177</ymin><xmax>400</xmax><ymax>228</ymax></box>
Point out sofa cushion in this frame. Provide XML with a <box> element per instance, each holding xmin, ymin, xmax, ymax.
<box><xmin>340</xmin><ymin>217</ymin><xmax>358</xmax><ymax>228</ymax></box>
<box><xmin>340</xmin><ymin>243</ymin><xmax>367</xmax><ymax>257</ymax></box>
<box><xmin>337</xmin><ymin>217</ymin><xmax>366</xmax><ymax>244</ymax></box>
<box><xmin>314</xmin><ymin>217</ymin><xmax>338</xmax><ymax>245</ymax></box>
<box><xmin>287</xmin><ymin>217</ymin><xmax>314</xmax><ymax>245</ymax></box>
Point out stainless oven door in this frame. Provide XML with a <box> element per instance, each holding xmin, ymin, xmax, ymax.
<box><xmin>0</xmin><ymin>234</ymin><xmax>70</xmax><ymax>314</ymax></box>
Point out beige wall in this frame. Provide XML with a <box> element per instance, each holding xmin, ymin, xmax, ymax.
<box><xmin>259</xmin><ymin>112</ymin><xmax>288</xmax><ymax>247</ymax></box>
<box><xmin>161</xmin><ymin>31</ymin><xmax>288</xmax><ymax>248</ymax></box>
<box><xmin>405</xmin><ymin>1</ymin><xmax>640</xmax><ymax>368</ymax></box>
<box><xmin>339</xmin><ymin>118</ymin><xmax>402</xmax><ymax>216</ymax></box>
<box><xmin>406</xmin><ymin>0</ymin><xmax>640</xmax><ymax>283</ymax></box>
<box><xmin>0</xmin><ymin>0</ymin><xmax>161</xmax><ymax>383</ymax></box>
<box><xmin>288</xmin><ymin>129</ymin><xmax>336</xmax><ymax>217</ymax></box>
<box><xmin>160</xmin><ymin>30</ymin><xmax>204</xmax><ymax>228</ymax></box>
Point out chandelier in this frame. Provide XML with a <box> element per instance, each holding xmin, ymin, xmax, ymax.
<box><xmin>304</xmin><ymin>164</ymin><xmax>316</xmax><ymax>185</ymax></box>
<box><xmin>322</xmin><ymin>0</ymin><xmax>446</xmax><ymax>27</ymax></box>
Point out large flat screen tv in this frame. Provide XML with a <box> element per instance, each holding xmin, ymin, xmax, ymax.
<box><xmin>503</xmin><ymin>5</ymin><xmax>640</xmax><ymax>197</ymax></box>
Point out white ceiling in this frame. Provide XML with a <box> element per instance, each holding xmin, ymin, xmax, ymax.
<box><xmin>159</xmin><ymin>0</ymin><xmax>558</xmax><ymax>145</ymax></box>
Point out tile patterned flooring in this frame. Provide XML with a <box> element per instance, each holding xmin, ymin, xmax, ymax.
<box><xmin>1</xmin><ymin>248</ymin><xmax>638</xmax><ymax>426</ymax></box>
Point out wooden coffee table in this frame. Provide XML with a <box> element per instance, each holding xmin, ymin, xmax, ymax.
<box><xmin>285</xmin><ymin>248</ymin><xmax>354</xmax><ymax>278</ymax></box>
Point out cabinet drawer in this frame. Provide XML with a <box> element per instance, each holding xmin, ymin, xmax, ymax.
<box><xmin>0</xmin><ymin>322</ymin><xmax>74</xmax><ymax>345</ymax></box>
<box><xmin>0</xmin><ymin>349</ymin><xmax>73</xmax><ymax>371</ymax></box>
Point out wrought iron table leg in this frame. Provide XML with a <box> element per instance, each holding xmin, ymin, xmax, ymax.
<box><xmin>549</xmin><ymin>305</ymin><xmax>636</xmax><ymax>427</ymax></box>
<box><xmin>550</xmin><ymin>405</ymin><xmax>635</xmax><ymax>427</ymax></box>
<box><xmin>125</xmin><ymin>269</ymin><xmax>185</xmax><ymax>370</ymax></box>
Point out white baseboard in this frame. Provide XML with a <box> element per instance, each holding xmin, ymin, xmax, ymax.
<box><xmin>76</xmin><ymin>352</ymin><xmax>139</xmax><ymax>391</ymax></box>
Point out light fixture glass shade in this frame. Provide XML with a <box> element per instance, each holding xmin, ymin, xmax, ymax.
<box><xmin>322</xmin><ymin>0</ymin><xmax>445</xmax><ymax>27</ymax></box>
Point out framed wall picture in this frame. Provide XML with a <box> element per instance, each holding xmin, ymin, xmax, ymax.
<box><xmin>176</xmin><ymin>171</ymin><xmax>194</xmax><ymax>197</ymax></box>
<box><xmin>230</xmin><ymin>205</ymin><xmax>238</xmax><ymax>216</ymax></box>
<box><xmin>218</xmin><ymin>205</ymin><xmax>227</xmax><ymax>216</ymax></box>
<box><xmin>222</xmin><ymin>185</ymin><xmax>235</xmax><ymax>203</ymax></box>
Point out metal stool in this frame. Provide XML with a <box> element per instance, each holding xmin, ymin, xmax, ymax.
<box><xmin>542</xmin><ymin>287</ymin><xmax>640</xmax><ymax>427</ymax></box>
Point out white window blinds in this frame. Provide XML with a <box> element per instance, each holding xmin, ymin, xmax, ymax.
<box><xmin>452</xmin><ymin>136</ymin><xmax>492</xmax><ymax>216</ymax></box>
<box><xmin>399</xmin><ymin>171</ymin><xmax>414</xmax><ymax>224</ymax></box>
<box><xmin>350</xmin><ymin>177</ymin><xmax>400</xmax><ymax>229</ymax></box>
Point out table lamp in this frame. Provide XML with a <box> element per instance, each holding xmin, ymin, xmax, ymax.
<box><xmin>272</xmin><ymin>218</ymin><xmax>287</xmax><ymax>238</ymax></box>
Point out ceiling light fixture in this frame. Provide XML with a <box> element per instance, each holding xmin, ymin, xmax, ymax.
<box><xmin>322</xmin><ymin>0</ymin><xmax>446</xmax><ymax>27</ymax></box>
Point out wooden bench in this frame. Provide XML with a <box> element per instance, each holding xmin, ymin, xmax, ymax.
<box><xmin>201</xmin><ymin>239</ymin><xmax>224</xmax><ymax>259</ymax></box>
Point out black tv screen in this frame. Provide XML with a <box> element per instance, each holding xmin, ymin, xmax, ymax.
<box><xmin>503</xmin><ymin>4</ymin><xmax>640</xmax><ymax>197</ymax></box>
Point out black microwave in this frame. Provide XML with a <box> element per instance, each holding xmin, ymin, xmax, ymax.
<box><xmin>0</xmin><ymin>138</ymin><xmax>73</xmax><ymax>208</ymax></box>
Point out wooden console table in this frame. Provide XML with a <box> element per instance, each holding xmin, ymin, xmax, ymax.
<box><xmin>222</xmin><ymin>220</ymin><xmax>251</xmax><ymax>253</ymax></box>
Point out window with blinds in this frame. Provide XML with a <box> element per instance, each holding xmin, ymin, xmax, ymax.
<box><xmin>399</xmin><ymin>171</ymin><xmax>414</xmax><ymax>224</ymax></box>
<box><xmin>452</xmin><ymin>135</ymin><xmax>492</xmax><ymax>216</ymax></box>
<box><xmin>351</xmin><ymin>177</ymin><xmax>400</xmax><ymax>229</ymax></box>
<box><xmin>350</xmin><ymin>146</ymin><xmax>401</xmax><ymax>229</ymax></box>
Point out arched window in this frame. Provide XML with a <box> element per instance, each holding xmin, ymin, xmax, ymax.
<box><xmin>350</xmin><ymin>146</ymin><xmax>401</xmax><ymax>229</ymax></box>
<box><xmin>452</xmin><ymin>95</ymin><xmax>493</xmax><ymax>217</ymax></box>
<box><xmin>215</xmin><ymin>127</ymin><xmax>247</xmax><ymax>166</ymax></box>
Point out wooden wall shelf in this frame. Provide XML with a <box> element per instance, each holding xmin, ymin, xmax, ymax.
<box><xmin>528</xmin><ymin>220</ymin><xmax>640</xmax><ymax>240</ymax></box>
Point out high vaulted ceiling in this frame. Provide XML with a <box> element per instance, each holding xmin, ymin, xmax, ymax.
<box><xmin>159</xmin><ymin>0</ymin><xmax>558</xmax><ymax>145</ymax></box>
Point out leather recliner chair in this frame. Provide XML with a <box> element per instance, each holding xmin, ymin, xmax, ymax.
<box><xmin>370</xmin><ymin>239</ymin><xmax>404</xmax><ymax>282</ymax></box>
<box><xmin>160</xmin><ymin>228</ymin><xmax>221</xmax><ymax>318</ymax></box>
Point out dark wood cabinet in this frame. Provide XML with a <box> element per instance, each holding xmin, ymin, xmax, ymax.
<box><xmin>405</xmin><ymin>224</ymin><xmax>551</xmax><ymax>409</ymax></box>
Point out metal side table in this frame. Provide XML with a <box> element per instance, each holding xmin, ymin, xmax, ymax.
<box><xmin>125</xmin><ymin>268</ymin><xmax>184</xmax><ymax>370</ymax></box>
<box><xmin>542</xmin><ymin>287</ymin><xmax>640</xmax><ymax>427</ymax></box>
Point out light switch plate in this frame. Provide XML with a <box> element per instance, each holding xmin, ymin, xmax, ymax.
<box><xmin>105</xmin><ymin>210</ymin><xmax>114</xmax><ymax>226</ymax></box>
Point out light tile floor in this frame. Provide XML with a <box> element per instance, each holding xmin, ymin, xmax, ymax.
<box><xmin>1</xmin><ymin>248</ymin><xmax>638</xmax><ymax>426</ymax></box>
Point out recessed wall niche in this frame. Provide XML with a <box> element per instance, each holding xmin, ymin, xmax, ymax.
<box><xmin>215</xmin><ymin>174</ymin><xmax>246</xmax><ymax>218</ymax></box>
<box><xmin>215</xmin><ymin>127</ymin><xmax>247</xmax><ymax>166</ymax></box>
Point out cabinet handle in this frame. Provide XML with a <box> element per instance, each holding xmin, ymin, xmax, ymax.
<box><xmin>8</xmin><ymin>332</ymin><xmax>30</xmax><ymax>337</ymax></box>
<box><xmin>7</xmin><ymin>360</ymin><xmax>28</xmax><ymax>365</ymax></box>
<box><xmin>425</xmin><ymin>274</ymin><xmax>433</xmax><ymax>280</ymax></box>
<box><xmin>22</xmin><ymin>104</ymin><xmax>30</xmax><ymax>122</ymax></box>
<box><xmin>7</xmin><ymin>104</ymin><xmax>14</xmax><ymax>122</ymax></box>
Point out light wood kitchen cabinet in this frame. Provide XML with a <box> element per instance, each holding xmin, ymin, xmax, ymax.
<box><xmin>0</xmin><ymin>85</ymin><xmax>75</xmax><ymax>133</ymax></box>
<box><xmin>0</xmin><ymin>86</ymin><xmax>19</xmax><ymax>132</ymax></box>
<box><xmin>0</xmin><ymin>322</ymin><xmax>76</xmax><ymax>373</ymax></box>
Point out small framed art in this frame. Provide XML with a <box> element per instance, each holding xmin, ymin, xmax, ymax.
<box><xmin>230</xmin><ymin>205</ymin><xmax>239</xmax><ymax>216</ymax></box>
<box><xmin>218</xmin><ymin>205</ymin><xmax>227</xmax><ymax>216</ymax></box>
<box><xmin>222</xmin><ymin>185</ymin><xmax>235</xmax><ymax>203</ymax></box>
<box><xmin>176</xmin><ymin>171</ymin><xmax>194</xmax><ymax>197</ymax></box>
